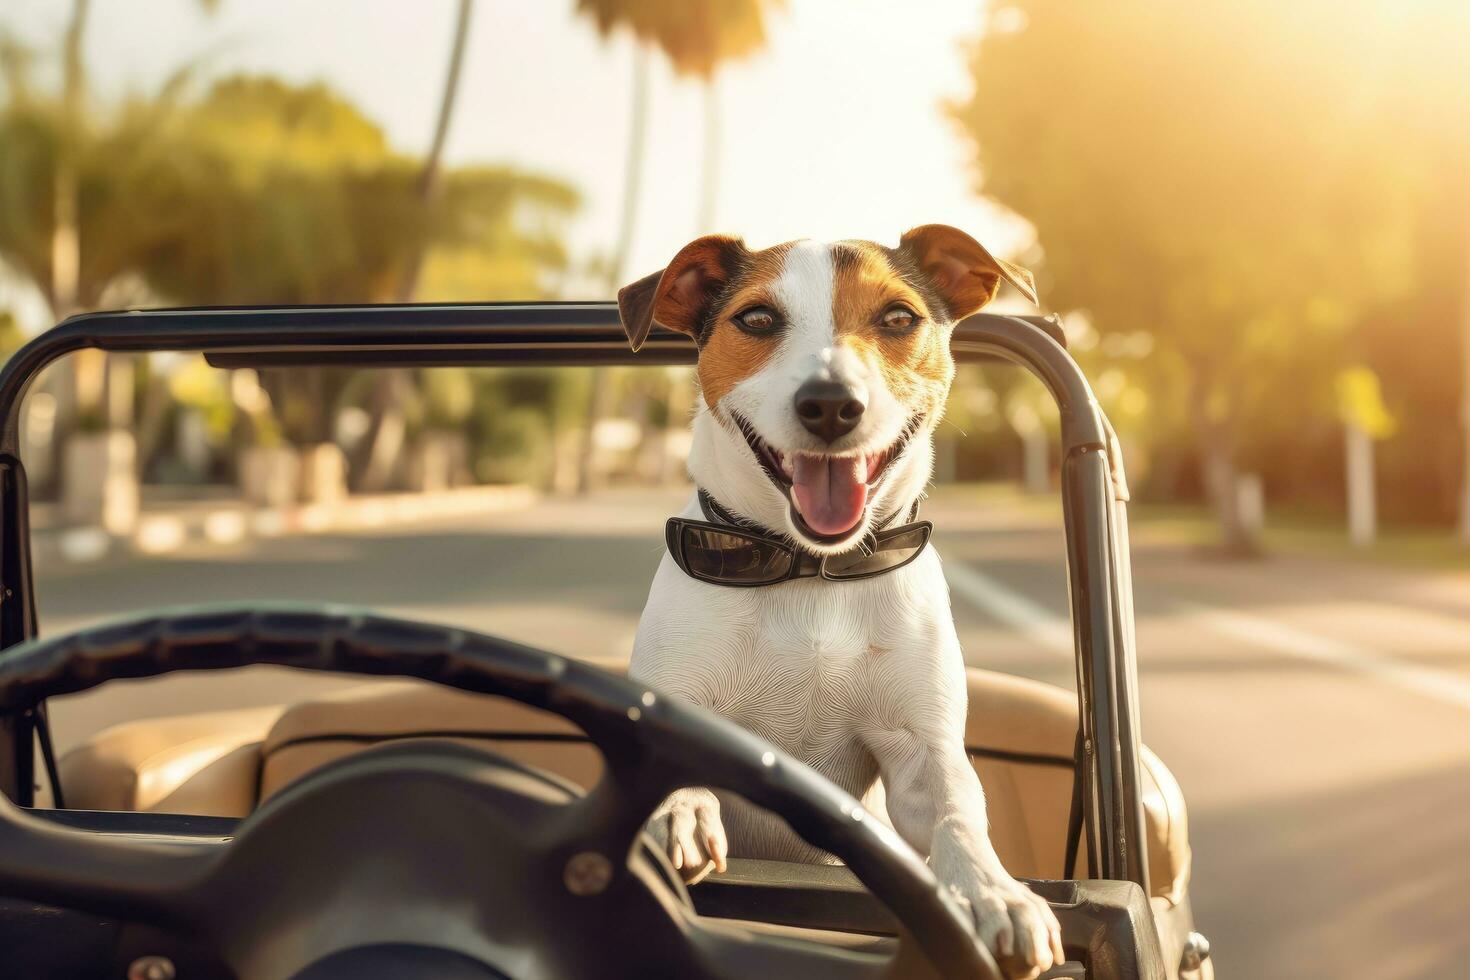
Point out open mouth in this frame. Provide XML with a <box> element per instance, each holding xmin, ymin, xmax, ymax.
<box><xmin>730</xmin><ymin>412</ymin><xmax>921</xmax><ymax>543</ymax></box>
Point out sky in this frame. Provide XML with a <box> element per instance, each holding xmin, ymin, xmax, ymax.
<box><xmin>4</xmin><ymin>0</ymin><xmax>1029</xmax><ymax>326</ymax></box>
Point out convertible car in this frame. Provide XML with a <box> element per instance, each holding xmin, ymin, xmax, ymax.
<box><xmin>0</xmin><ymin>304</ymin><xmax>1211</xmax><ymax>979</ymax></box>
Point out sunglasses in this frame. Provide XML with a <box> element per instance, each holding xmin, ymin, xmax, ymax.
<box><xmin>665</xmin><ymin>516</ymin><xmax>933</xmax><ymax>587</ymax></box>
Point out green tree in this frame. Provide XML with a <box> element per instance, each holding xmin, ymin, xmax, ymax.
<box><xmin>139</xmin><ymin>75</ymin><xmax>576</xmax><ymax>452</ymax></box>
<box><xmin>956</xmin><ymin>0</ymin><xmax>1421</xmax><ymax>553</ymax></box>
<box><xmin>0</xmin><ymin>0</ymin><xmax>220</xmax><ymax>436</ymax></box>
<box><xmin>138</xmin><ymin>76</ymin><xmax>575</xmax><ymax>309</ymax></box>
<box><xmin>1</xmin><ymin>66</ymin><xmax>578</xmax><ymax>472</ymax></box>
<box><xmin>0</xmin><ymin>309</ymin><xmax>22</xmax><ymax>360</ymax></box>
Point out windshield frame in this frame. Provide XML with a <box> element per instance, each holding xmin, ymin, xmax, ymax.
<box><xmin>0</xmin><ymin>302</ymin><xmax>1149</xmax><ymax>895</ymax></box>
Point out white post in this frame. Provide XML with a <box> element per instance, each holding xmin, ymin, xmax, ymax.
<box><xmin>934</xmin><ymin>429</ymin><xmax>958</xmax><ymax>484</ymax></box>
<box><xmin>1235</xmin><ymin>473</ymin><xmax>1265</xmax><ymax>540</ymax></box>
<box><xmin>176</xmin><ymin>409</ymin><xmax>210</xmax><ymax>478</ymax></box>
<box><xmin>1022</xmin><ymin>428</ymin><xmax>1049</xmax><ymax>494</ymax></box>
<box><xmin>1010</xmin><ymin>403</ymin><xmax>1049</xmax><ymax>494</ymax></box>
<box><xmin>106</xmin><ymin>354</ymin><xmax>134</xmax><ymax>428</ymax></box>
<box><xmin>1345</xmin><ymin>421</ymin><xmax>1376</xmax><ymax>548</ymax></box>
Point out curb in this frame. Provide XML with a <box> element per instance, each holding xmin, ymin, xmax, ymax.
<box><xmin>33</xmin><ymin>485</ymin><xmax>538</xmax><ymax>565</ymax></box>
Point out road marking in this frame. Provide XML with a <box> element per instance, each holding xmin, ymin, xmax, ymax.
<box><xmin>947</xmin><ymin>560</ymin><xmax>1470</xmax><ymax>713</ymax></box>
<box><xmin>943</xmin><ymin>560</ymin><xmax>1074</xmax><ymax>655</ymax></box>
<box><xmin>1180</xmin><ymin>602</ymin><xmax>1470</xmax><ymax>713</ymax></box>
<box><xmin>203</xmin><ymin>510</ymin><xmax>247</xmax><ymax>544</ymax></box>
<box><xmin>135</xmin><ymin>516</ymin><xmax>186</xmax><ymax>555</ymax></box>
<box><xmin>58</xmin><ymin>527</ymin><xmax>110</xmax><ymax>563</ymax></box>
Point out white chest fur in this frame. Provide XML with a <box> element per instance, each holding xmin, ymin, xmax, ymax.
<box><xmin>630</xmin><ymin>496</ymin><xmax>968</xmax><ymax>860</ymax></box>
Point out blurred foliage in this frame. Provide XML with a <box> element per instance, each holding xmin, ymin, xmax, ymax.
<box><xmin>419</xmin><ymin>368</ymin><xmax>476</xmax><ymax>431</ymax></box>
<box><xmin>5</xmin><ymin>2</ymin><xmax>1464</xmax><ymax>516</ymax></box>
<box><xmin>576</xmin><ymin>0</ymin><xmax>783</xmax><ymax>78</ymax></box>
<box><xmin>167</xmin><ymin>356</ymin><xmax>235</xmax><ymax>441</ymax></box>
<box><xmin>1336</xmin><ymin>367</ymin><xmax>1397</xmax><ymax>441</ymax></box>
<box><xmin>958</xmin><ymin>0</ymin><xmax>1470</xmax><ymax>534</ymax></box>
<box><xmin>0</xmin><ymin>308</ymin><xmax>22</xmax><ymax>359</ymax></box>
<box><xmin>474</xmin><ymin>400</ymin><xmax>554</xmax><ymax>485</ymax></box>
<box><xmin>0</xmin><ymin>44</ymin><xmax>586</xmax><ymax>485</ymax></box>
<box><xmin>0</xmin><ymin>62</ymin><xmax>577</xmax><ymax>308</ymax></box>
<box><xmin>136</xmin><ymin>76</ymin><xmax>578</xmax><ymax>307</ymax></box>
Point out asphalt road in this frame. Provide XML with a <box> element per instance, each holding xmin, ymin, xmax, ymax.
<box><xmin>33</xmin><ymin>487</ymin><xmax>1470</xmax><ymax>979</ymax></box>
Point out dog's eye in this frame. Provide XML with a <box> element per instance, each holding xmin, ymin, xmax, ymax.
<box><xmin>733</xmin><ymin>306</ymin><xmax>781</xmax><ymax>336</ymax></box>
<box><xmin>880</xmin><ymin>305</ymin><xmax>919</xmax><ymax>334</ymax></box>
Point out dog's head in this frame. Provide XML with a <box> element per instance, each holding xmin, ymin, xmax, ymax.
<box><xmin>619</xmin><ymin>226</ymin><xmax>1035</xmax><ymax>554</ymax></box>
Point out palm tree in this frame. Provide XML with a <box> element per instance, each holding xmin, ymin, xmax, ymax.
<box><xmin>53</xmin><ymin>0</ymin><xmax>88</xmax><ymax>321</ymax></box>
<box><xmin>52</xmin><ymin>0</ymin><xmax>101</xmax><ymax>437</ymax></box>
<box><xmin>0</xmin><ymin>0</ymin><xmax>221</xmax><ymax>472</ymax></box>
<box><xmin>137</xmin><ymin>74</ymin><xmax>577</xmax><ymax>460</ymax></box>
<box><xmin>395</xmin><ymin>0</ymin><xmax>475</xmax><ymax>303</ymax></box>
<box><xmin>360</xmin><ymin>0</ymin><xmax>476</xmax><ymax>491</ymax></box>
<box><xmin>572</xmin><ymin>0</ymin><xmax>783</xmax><ymax>493</ymax></box>
<box><xmin>577</xmin><ymin>0</ymin><xmax>779</xmax><ymax>235</ymax></box>
<box><xmin>570</xmin><ymin>43</ymin><xmax>649</xmax><ymax>494</ymax></box>
<box><xmin>55</xmin><ymin>0</ymin><xmax>220</xmax><ymax>401</ymax></box>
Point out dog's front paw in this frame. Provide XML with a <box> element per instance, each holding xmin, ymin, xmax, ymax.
<box><xmin>947</xmin><ymin>874</ymin><xmax>1064</xmax><ymax>980</ymax></box>
<box><xmin>646</xmin><ymin>787</ymin><xmax>728</xmax><ymax>884</ymax></box>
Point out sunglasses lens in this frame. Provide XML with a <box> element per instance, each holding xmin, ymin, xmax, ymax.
<box><xmin>680</xmin><ymin>526</ymin><xmax>795</xmax><ymax>585</ymax></box>
<box><xmin>823</xmin><ymin>525</ymin><xmax>931</xmax><ymax>580</ymax></box>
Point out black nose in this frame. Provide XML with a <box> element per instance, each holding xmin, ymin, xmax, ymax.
<box><xmin>794</xmin><ymin>379</ymin><xmax>866</xmax><ymax>443</ymax></box>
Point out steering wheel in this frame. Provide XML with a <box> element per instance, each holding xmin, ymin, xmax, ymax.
<box><xmin>0</xmin><ymin>605</ymin><xmax>1001</xmax><ymax>980</ymax></box>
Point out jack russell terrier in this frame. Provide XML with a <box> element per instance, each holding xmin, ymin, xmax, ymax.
<box><xmin>620</xmin><ymin>226</ymin><xmax>1064</xmax><ymax>979</ymax></box>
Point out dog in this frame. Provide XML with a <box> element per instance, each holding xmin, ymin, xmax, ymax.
<box><xmin>619</xmin><ymin>226</ymin><xmax>1064</xmax><ymax>979</ymax></box>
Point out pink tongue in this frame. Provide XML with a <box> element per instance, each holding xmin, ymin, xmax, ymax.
<box><xmin>791</xmin><ymin>454</ymin><xmax>868</xmax><ymax>536</ymax></box>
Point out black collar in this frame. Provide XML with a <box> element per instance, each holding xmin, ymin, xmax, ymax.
<box><xmin>666</xmin><ymin>489</ymin><xmax>932</xmax><ymax>587</ymax></box>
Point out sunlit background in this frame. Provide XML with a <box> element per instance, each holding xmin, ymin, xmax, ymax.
<box><xmin>2</xmin><ymin>2</ymin><xmax>1469</xmax><ymax>977</ymax></box>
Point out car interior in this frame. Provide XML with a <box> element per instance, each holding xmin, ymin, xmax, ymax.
<box><xmin>58</xmin><ymin>663</ymin><xmax>1198</xmax><ymax>962</ymax></box>
<box><xmin>0</xmin><ymin>307</ymin><xmax>1205</xmax><ymax>979</ymax></box>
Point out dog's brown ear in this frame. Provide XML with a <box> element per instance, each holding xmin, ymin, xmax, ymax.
<box><xmin>618</xmin><ymin>234</ymin><xmax>748</xmax><ymax>352</ymax></box>
<box><xmin>898</xmin><ymin>224</ymin><xmax>1037</xmax><ymax>319</ymax></box>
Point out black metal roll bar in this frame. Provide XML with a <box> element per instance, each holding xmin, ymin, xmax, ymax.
<box><xmin>0</xmin><ymin>302</ymin><xmax>1149</xmax><ymax>894</ymax></box>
